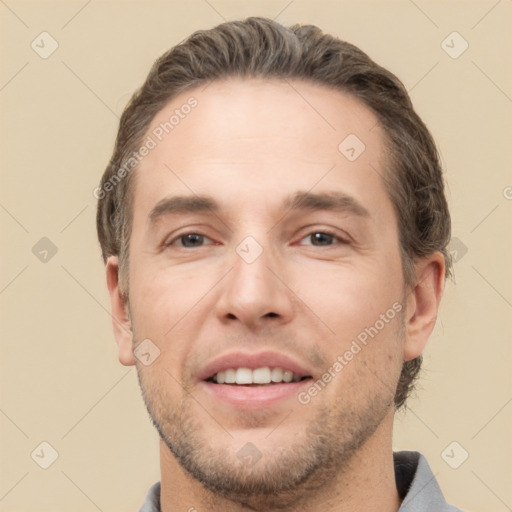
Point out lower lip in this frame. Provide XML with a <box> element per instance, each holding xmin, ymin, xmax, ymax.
<box><xmin>200</xmin><ymin>379</ymin><xmax>312</xmax><ymax>409</ymax></box>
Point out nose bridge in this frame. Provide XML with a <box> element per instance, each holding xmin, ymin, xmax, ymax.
<box><xmin>233</xmin><ymin>235</ymin><xmax>274</xmax><ymax>294</ymax></box>
<box><xmin>215</xmin><ymin>231</ymin><xmax>293</xmax><ymax>327</ymax></box>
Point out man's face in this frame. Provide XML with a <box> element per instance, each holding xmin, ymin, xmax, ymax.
<box><xmin>123</xmin><ymin>78</ymin><xmax>407</xmax><ymax>500</ymax></box>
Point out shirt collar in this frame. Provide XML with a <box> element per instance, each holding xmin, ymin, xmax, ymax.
<box><xmin>395</xmin><ymin>451</ymin><xmax>462</xmax><ymax>511</ymax></box>
<box><xmin>140</xmin><ymin>451</ymin><xmax>461</xmax><ymax>511</ymax></box>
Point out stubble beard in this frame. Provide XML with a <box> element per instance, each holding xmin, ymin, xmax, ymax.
<box><xmin>134</xmin><ymin>307</ymin><xmax>404</xmax><ymax>508</ymax></box>
<box><xmin>137</xmin><ymin>369</ymin><xmax>395</xmax><ymax>509</ymax></box>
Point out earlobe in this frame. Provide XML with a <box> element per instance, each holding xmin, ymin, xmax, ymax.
<box><xmin>403</xmin><ymin>252</ymin><xmax>446</xmax><ymax>362</ymax></box>
<box><xmin>106</xmin><ymin>256</ymin><xmax>135</xmax><ymax>366</ymax></box>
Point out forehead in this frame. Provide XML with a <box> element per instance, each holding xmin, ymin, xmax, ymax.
<box><xmin>145</xmin><ymin>77</ymin><xmax>381</xmax><ymax>157</ymax></box>
<box><xmin>131</xmin><ymin>77</ymin><xmax>391</xmax><ymax>224</ymax></box>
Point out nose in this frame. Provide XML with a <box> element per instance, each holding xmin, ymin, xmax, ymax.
<box><xmin>214</xmin><ymin>239</ymin><xmax>295</xmax><ymax>330</ymax></box>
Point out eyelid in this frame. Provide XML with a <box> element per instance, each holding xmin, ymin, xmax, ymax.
<box><xmin>295</xmin><ymin>225</ymin><xmax>353</xmax><ymax>244</ymax></box>
<box><xmin>163</xmin><ymin>231</ymin><xmax>215</xmax><ymax>248</ymax></box>
<box><xmin>161</xmin><ymin>225</ymin><xmax>353</xmax><ymax>249</ymax></box>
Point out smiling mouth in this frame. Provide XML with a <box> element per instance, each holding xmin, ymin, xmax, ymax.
<box><xmin>206</xmin><ymin>366</ymin><xmax>312</xmax><ymax>386</ymax></box>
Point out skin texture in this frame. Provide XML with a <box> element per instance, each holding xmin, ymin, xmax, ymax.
<box><xmin>106</xmin><ymin>78</ymin><xmax>445</xmax><ymax>511</ymax></box>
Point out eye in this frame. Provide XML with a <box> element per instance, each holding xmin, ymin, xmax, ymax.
<box><xmin>165</xmin><ymin>232</ymin><xmax>213</xmax><ymax>248</ymax></box>
<box><xmin>163</xmin><ymin>229</ymin><xmax>348</xmax><ymax>249</ymax></box>
<box><xmin>299</xmin><ymin>230</ymin><xmax>348</xmax><ymax>247</ymax></box>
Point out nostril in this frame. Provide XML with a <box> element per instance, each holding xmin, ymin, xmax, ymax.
<box><xmin>265</xmin><ymin>312</ymin><xmax>278</xmax><ymax>318</ymax></box>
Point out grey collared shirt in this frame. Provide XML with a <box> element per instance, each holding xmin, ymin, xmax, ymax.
<box><xmin>139</xmin><ymin>451</ymin><xmax>465</xmax><ymax>511</ymax></box>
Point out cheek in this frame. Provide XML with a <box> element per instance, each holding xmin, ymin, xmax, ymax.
<box><xmin>136</xmin><ymin>360</ymin><xmax>180</xmax><ymax>424</ymax></box>
<box><xmin>295</xmin><ymin>255</ymin><xmax>405</xmax><ymax>388</ymax></box>
<box><xmin>128</xmin><ymin>264</ymin><xmax>218</xmax><ymax>375</ymax></box>
<box><xmin>129</xmin><ymin>264</ymin><xmax>197</xmax><ymax>331</ymax></box>
<box><xmin>292</xmin><ymin>258</ymin><xmax>402</xmax><ymax>338</ymax></box>
<box><xmin>319</xmin><ymin>309</ymin><xmax>405</xmax><ymax>409</ymax></box>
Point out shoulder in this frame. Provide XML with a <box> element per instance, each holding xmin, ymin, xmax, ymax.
<box><xmin>395</xmin><ymin>451</ymin><xmax>466</xmax><ymax>512</ymax></box>
<box><xmin>139</xmin><ymin>481</ymin><xmax>161</xmax><ymax>512</ymax></box>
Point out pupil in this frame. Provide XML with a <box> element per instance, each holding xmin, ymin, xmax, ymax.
<box><xmin>183</xmin><ymin>234</ymin><xmax>203</xmax><ymax>246</ymax></box>
<box><xmin>312</xmin><ymin>233</ymin><xmax>332</xmax><ymax>245</ymax></box>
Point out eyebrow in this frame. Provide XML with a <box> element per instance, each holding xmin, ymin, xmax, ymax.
<box><xmin>148</xmin><ymin>190</ymin><xmax>370</xmax><ymax>225</ymax></box>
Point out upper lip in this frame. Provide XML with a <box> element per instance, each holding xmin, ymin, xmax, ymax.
<box><xmin>198</xmin><ymin>351</ymin><xmax>313</xmax><ymax>381</ymax></box>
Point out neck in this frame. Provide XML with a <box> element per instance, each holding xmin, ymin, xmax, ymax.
<box><xmin>160</xmin><ymin>408</ymin><xmax>401</xmax><ymax>512</ymax></box>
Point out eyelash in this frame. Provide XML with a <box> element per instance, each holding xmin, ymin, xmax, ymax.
<box><xmin>164</xmin><ymin>229</ymin><xmax>349</xmax><ymax>249</ymax></box>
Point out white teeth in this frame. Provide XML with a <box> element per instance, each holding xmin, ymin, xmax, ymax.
<box><xmin>253</xmin><ymin>367</ymin><xmax>271</xmax><ymax>384</ymax></box>
<box><xmin>225</xmin><ymin>369</ymin><xmax>236</xmax><ymax>384</ymax></box>
<box><xmin>212</xmin><ymin>367</ymin><xmax>304</xmax><ymax>385</ymax></box>
<box><xmin>271</xmin><ymin>367</ymin><xmax>283</xmax><ymax>382</ymax></box>
<box><xmin>236</xmin><ymin>368</ymin><xmax>253</xmax><ymax>385</ymax></box>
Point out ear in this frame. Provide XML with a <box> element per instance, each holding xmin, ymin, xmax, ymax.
<box><xmin>403</xmin><ymin>252</ymin><xmax>446</xmax><ymax>361</ymax></box>
<box><xmin>106</xmin><ymin>256</ymin><xmax>135</xmax><ymax>366</ymax></box>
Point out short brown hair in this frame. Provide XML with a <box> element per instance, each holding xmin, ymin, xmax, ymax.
<box><xmin>96</xmin><ymin>16</ymin><xmax>451</xmax><ymax>409</ymax></box>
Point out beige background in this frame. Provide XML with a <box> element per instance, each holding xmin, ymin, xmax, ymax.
<box><xmin>1</xmin><ymin>1</ymin><xmax>511</xmax><ymax>511</ymax></box>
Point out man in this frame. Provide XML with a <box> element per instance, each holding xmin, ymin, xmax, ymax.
<box><xmin>96</xmin><ymin>16</ymin><xmax>462</xmax><ymax>511</ymax></box>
